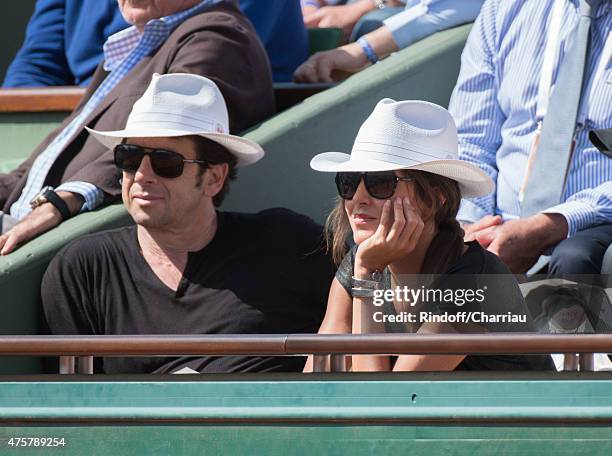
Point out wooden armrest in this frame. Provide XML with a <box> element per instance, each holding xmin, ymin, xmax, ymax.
<box><xmin>0</xmin><ymin>86</ymin><xmax>86</xmax><ymax>112</ymax></box>
<box><xmin>0</xmin><ymin>84</ymin><xmax>332</xmax><ymax>114</ymax></box>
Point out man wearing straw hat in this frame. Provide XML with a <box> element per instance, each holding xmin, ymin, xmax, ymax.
<box><xmin>41</xmin><ymin>73</ymin><xmax>334</xmax><ymax>374</ymax></box>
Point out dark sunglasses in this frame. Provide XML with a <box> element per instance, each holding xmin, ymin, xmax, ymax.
<box><xmin>114</xmin><ymin>143</ymin><xmax>207</xmax><ymax>179</ymax></box>
<box><xmin>335</xmin><ymin>171</ymin><xmax>415</xmax><ymax>200</ymax></box>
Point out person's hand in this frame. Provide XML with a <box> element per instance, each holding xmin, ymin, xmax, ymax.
<box><xmin>354</xmin><ymin>197</ymin><xmax>425</xmax><ymax>275</ymax></box>
<box><xmin>0</xmin><ymin>191</ymin><xmax>83</xmax><ymax>255</ymax></box>
<box><xmin>293</xmin><ymin>43</ymin><xmax>369</xmax><ymax>83</ymax></box>
<box><xmin>302</xmin><ymin>5</ymin><xmax>319</xmax><ymax>17</ymax></box>
<box><xmin>485</xmin><ymin>214</ymin><xmax>568</xmax><ymax>273</ymax></box>
<box><xmin>463</xmin><ymin>214</ymin><xmax>503</xmax><ymax>246</ymax></box>
<box><xmin>304</xmin><ymin>2</ymin><xmax>374</xmax><ymax>39</ymax></box>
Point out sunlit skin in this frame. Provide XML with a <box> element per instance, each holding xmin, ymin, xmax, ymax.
<box><xmin>117</xmin><ymin>0</ymin><xmax>202</xmax><ymax>30</ymax></box>
<box><xmin>294</xmin><ymin>26</ymin><xmax>399</xmax><ymax>83</ymax></box>
<box><xmin>122</xmin><ymin>137</ymin><xmax>206</xmax><ymax>229</ymax></box>
<box><xmin>463</xmin><ymin>212</ymin><xmax>569</xmax><ymax>274</ymax></box>
<box><xmin>302</xmin><ymin>0</ymin><xmax>405</xmax><ymax>42</ymax></box>
<box><xmin>344</xmin><ymin>171</ymin><xmax>436</xmax><ymax>277</ymax></box>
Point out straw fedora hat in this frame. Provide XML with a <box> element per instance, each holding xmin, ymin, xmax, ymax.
<box><xmin>310</xmin><ymin>98</ymin><xmax>493</xmax><ymax>198</ymax></box>
<box><xmin>86</xmin><ymin>73</ymin><xmax>263</xmax><ymax>167</ymax></box>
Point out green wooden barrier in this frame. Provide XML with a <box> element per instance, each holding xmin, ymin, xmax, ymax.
<box><xmin>0</xmin><ymin>24</ymin><xmax>472</xmax><ymax>374</ymax></box>
<box><xmin>1</xmin><ymin>373</ymin><xmax>611</xmax><ymax>454</ymax></box>
<box><xmin>0</xmin><ymin>113</ymin><xmax>68</xmax><ymax>166</ymax></box>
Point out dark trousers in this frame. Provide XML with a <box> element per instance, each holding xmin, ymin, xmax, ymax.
<box><xmin>549</xmin><ymin>224</ymin><xmax>612</xmax><ymax>275</ymax></box>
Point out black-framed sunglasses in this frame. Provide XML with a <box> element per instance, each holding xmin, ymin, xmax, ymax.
<box><xmin>114</xmin><ymin>143</ymin><xmax>207</xmax><ymax>179</ymax></box>
<box><xmin>335</xmin><ymin>171</ymin><xmax>415</xmax><ymax>200</ymax></box>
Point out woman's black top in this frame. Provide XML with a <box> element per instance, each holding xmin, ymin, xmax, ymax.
<box><xmin>336</xmin><ymin>241</ymin><xmax>555</xmax><ymax>371</ymax></box>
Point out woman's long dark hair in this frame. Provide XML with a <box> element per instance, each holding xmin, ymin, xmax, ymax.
<box><xmin>324</xmin><ymin>170</ymin><xmax>464</xmax><ymax>275</ymax></box>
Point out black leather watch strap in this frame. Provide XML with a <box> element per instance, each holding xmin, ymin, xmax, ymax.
<box><xmin>44</xmin><ymin>189</ymin><xmax>71</xmax><ymax>221</ymax></box>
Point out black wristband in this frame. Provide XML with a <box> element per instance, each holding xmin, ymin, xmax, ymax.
<box><xmin>44</xmin><ymin>190</ymin><xmax>71</xmax><ymax>221</ymax></box>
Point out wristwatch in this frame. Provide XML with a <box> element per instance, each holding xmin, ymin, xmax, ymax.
<box><xmin>29</xmin><ymin>186</ymin><xmax>71</xmax><ymax>221</ymax></box>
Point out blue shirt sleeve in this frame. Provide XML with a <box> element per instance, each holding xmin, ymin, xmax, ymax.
<box><xmin>238</xmin><ymin>0</ymin><xmax>309</xmax><ymax>82</ymax></box>
<box><xmin>3</xmin><ymin>0</ymin><xmax>128</xmax><ymax>88</ymax></box>
<box><xmin>448</xmin><ymin>0</ymin><xmax>503</xmax><ymax>223</ymax></box>
<box><xmin>543</xmin><ymin>181</ymin><xmax>612</xmax><ymax>236</ymax></box>
<box><xmin>3</xmin><ymin>0</ymin><xmax>72</xmax><ymax>87</ymax></box>
<box><xmin>383</xmin><ymin>0</ymin><xmax>485</xmax><ymax>50</ymax></box>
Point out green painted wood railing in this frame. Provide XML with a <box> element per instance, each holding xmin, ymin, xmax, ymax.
<box><xmin>1</xmin><ymin>374</ymin><xmax>612</xmax><ymax>455</ymax></box>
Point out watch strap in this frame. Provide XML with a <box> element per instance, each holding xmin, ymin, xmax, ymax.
<box><xmin>44</xmin><ymin>189</ymin><xmax>71</xmax><ymax>221</ymax></box>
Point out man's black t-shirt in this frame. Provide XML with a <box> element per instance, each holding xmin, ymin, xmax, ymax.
<box><xmin>337</xmin><ymin>241</ymin><xmax>555</xmax><ymax>371</ymax></box>
<box><xmin>42</xmin><ymin>208</ymin><xmax>335</xmax><ymax>374</ymax></box>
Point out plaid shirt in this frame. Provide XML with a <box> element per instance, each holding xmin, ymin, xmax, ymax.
<box><xmin>103</xmin><ymin>26</ymin><xmax>143</xmax><ymax>72</ymax></box>
<box><xmin>11</xmin><ymin>0</ymin><xmax>222</xmax><ymax>220</ymax></box>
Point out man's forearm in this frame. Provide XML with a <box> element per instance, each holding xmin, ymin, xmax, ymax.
<box><xmin>56</xmin><ymin>182</ymin><xmax>104</xmax><ymax>213</ymax></box>
<box><xmin>56</xmin><ymin>191</ymin><xmax>85</xmax><ymax>216</ymax></box>
<box><xmin>542</xmin><ymin>182</ymin><xmax>612</xmax><ymax>236</ymax></box>
<box><xmin>531</xmin><ymin>213</ymin><xmax>568</xmax><ymax>248</ymax></box>
<box><xmin>363</xmin><ymin>25</ymin><xmax>399</xmax><ymax>60</ymax></box>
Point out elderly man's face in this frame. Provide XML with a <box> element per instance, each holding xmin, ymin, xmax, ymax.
<box><xmin>118</xmin><ymin>0</ymin><xmax>202</xmax><ymax>29</ymax></box>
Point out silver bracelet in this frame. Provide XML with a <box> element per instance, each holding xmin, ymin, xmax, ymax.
<box><xmin>372</xmin><ymin>0</ymin><xmax>386</xmax><ymax>9</ymax></box>
<box><xmin>352</xmin><ymin>287</ymin><xmax>376</xmax><ymax>298</ymax></box>
<box><xmin>352</xmin><ymin>276</ymin><xmax>384</xmax><ymax>290</ymax></box>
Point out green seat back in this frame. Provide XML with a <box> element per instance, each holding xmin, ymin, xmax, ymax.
<box><xmin>308</xmin><ymin>27</ymin><xmax>343</xmax><ymax>55</ymax></box>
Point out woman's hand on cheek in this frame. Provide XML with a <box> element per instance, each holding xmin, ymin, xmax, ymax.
<box><xmin>354</xmin><ymin>197</ymin><xmax>424</xmax><ymax>276</ymax></box>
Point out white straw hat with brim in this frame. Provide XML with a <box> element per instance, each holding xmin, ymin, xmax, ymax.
<box><xmin>86</xmin><ymin>73</ymin><xmax>264</xmax><ymax>167</ymax></box>
<box><xmin>310</xmin><ymin>98</ymin><xmax>494</xmax><ymax>198</ymax></box>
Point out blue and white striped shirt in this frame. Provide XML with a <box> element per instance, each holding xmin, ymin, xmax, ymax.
<box><xmin>384</xmin><ymin>0</ymin><xmax>484</xmax><ymax>50</ymax></box>
<box><xmin>10</xmin><ymin>0</ymin><xmax>220</xmax><ymax>220</ymax></box>
<box><xmin>450</xmin><ymin>0</ymin><xmax>612</xmax><ymax>236</ymax></box>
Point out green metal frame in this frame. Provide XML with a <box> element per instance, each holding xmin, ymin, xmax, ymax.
<box><xmin>1</xmin><ymin>373</ymin><xmax>612</xmax><ymax>454</ymax></box>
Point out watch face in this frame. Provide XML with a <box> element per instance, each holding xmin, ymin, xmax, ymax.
<box><xmin>29</xmin><ymin>186</ymin><xmax>53</xmax><ymax>208</ymax></box>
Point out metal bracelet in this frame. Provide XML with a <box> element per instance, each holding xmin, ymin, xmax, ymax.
<box><xmin>372</xmin><ymin>0</ymin><xmax>386</xmax><ymax>9</ymax></box>
<box><xmin>352</xmin><ymin>276</ymin><xmax>384</xmax><ymax>290</ymax></box>
<box><xmin>352</xmin><ymin>287</ymin><xmax>376</xmax><ymax>298</ymax></box>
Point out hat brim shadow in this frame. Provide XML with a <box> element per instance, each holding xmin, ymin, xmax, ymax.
<box><xmin>85</xmin><ymin>127</ymin><xmax>264</xmax><ymax>168</ymax></box>
<box><xmin>310</xmin><ymin>152</ymin><xmax>494</xmax><ymax>198</ymax></box>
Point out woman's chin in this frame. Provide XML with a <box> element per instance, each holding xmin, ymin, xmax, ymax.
<box><xmin>352</xmin><ymin>229</ymin><xmax>375</xmax><ymax>245</ymax></box>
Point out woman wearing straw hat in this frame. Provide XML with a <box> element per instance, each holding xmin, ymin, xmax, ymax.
<box><xmin>306</xmin><ymin>99</ymin><xmax>554</xmax><ymax>372</ymax></box>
